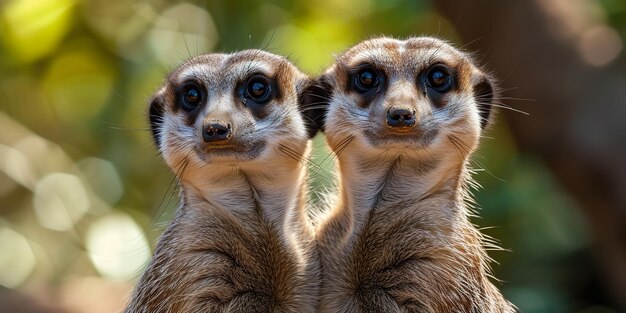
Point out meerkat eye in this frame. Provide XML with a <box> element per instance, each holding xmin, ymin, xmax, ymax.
<box><xmin>353</xmin><ymin>67</ymin><xmax>380</xmax><ymax>92</ymax></box>
<box><xmin>244</xmin><ymin>75</ymin><xmax>273</xmax><ymax>104</ymax></box>
<box><xmin>180</xmin><ymin>84</ymin><xmax>203</xmax><ymax>111</ymax></box>
<box><xmin>426</xmin><ymin>66</ymin><xmax>453</xmax><ymax>93</ymax></box>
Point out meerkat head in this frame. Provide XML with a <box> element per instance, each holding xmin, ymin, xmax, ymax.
<box><xmin>309</xmin><ymin>37</ymin><xmax>495</xmax><ymax>162</ymax></box>
<box><xmin>148</xmin><ymin>50</ymin><xmax>317</xmax><ymax>179</ymax></box>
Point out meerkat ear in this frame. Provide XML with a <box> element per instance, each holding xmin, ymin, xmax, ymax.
<box><xmin>473</xmin><ymin>75</ymin><xmax>495</xmax><ymax>129</ymax></box>
<box><xmin>298</xmin><ymin>75</ymin><xmax>332</xmax><ymax>138</ymax></box>
<box><xmin>149</xmin><ymin>90</ymin><xmax>165</xmax><ymax>149</ymax></box>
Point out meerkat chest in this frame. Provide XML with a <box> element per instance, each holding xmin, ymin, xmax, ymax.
<box><xmin>320</xmin><ymin>201</ymin><xmax>467</xmax><ymax>308</ymax></box>
<box><xmin>156</xmin><ymin>207</ymin><xmax>313</xmax><ymax>308</ymax></box>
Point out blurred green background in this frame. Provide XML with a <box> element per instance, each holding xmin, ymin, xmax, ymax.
<box><xmin>1</xmin><ymin>0</ymin><xmax>625</xmax><ymax>312</ymax></box>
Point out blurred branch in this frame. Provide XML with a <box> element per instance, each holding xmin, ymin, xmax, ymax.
<box><xmin>434</xmin><ymin>0</ymin><xmax>626</xmax><ymax>310</ymax></box>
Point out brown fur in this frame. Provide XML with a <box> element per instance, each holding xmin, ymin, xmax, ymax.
<box><xmin>125</xmin><ymin>50</ymin><xmax>320</xmax><ymax>313</ymax></box>
<box><xmin>313</xmin><ymin>37</ymin><xmax>515</xmax><ymax>312</ymax></box>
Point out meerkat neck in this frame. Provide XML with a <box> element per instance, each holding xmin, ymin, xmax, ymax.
<box><xmin>334</xmin><ymin>151</ymin><xmax>467</xmax><ymax>238</ymax></box>
<box><xmin>181</xmin><ymin>158</ymin><xmax>311</xmax><ymax>237</ymax></box>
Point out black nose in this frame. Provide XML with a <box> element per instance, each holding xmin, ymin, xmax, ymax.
<box><xmin>386</xmin><ymin>107</ymin><xmax>416</xmax><ymax>128</ymax></box>
<box><xmin>203</xmin><ymin>122</ymin><xmax>232</xmax><ymax>143</ymax></box>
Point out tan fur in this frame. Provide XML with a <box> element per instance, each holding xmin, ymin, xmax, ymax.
<box><xmin>125</xmin><ymin>50</ymin><xmax>319</xmax><ymax>313</ymax></box>
<box><xmin>316</xmin><ymin>37</ymin><xmax>515</xmax><ymax>312</ymax></box>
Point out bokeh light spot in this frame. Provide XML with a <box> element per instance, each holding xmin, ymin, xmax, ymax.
<box><xmin>270</xmin><ymin>20</ymin><xmax>355</xmax><ymax>72</ymax></box>
<box><xmin>0</xmin><ymin>225</ymin><xmax>36</xmax><ymax>288</ymax></box>
<box><xmin>578</xmin><ymin>25</ymin><xmax>623</xmax><ymax>66</ymax></box>
<box><xmin>14</xmin><ymin>135</ymin><xmax>73</xmax><ymax>180</ymax></box>
<box><xmin>86</xmin><ymin>213</ymin><xmax>150</xmax><ymax>281</ymax></box>
<box><xmin>42</xmin><ymin>44</ymin><xmax>117</xmax><ymax>122</ymax></box>
<box><xmin>78</xmin><ymin>158</ymin><xmax>124</xmax><ymax>206</ymax></box>
<box><xmin>0</xmin><ymin>143</ymin><xmax>37</xmax><ymax>189</ymax></box>
<box><xmin>147</xmin><ymin>3</ymin><xmax>218</xmax><ymax>66</ymax></box>
<box><xmin>82</xmin><ymin>0</ymin><xmax>152</xmax><ymax>56</ymax></box>
<box><xmin>0</xmin><ymin>0</ymin><xmax>75</xmax><ymax>63</ymax></box>
<box><xmin>33</xmin><ymin>173</ymin><xmax>89</xmax><ymax>231</ymax></box>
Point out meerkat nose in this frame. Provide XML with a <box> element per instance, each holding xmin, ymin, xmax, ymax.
<box><xmin>202</xmin><ymin>121</ymin><xmax>232</xmax><ymax>143</ymax></box>
<box><xmin>386</xmin><ymin>106</ymin><xmax>416</xmax><ymax>128</ymax></box>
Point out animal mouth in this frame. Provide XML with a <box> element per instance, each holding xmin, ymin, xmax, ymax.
<box><xmin>196</xmin><ymin>140</ymin><xmax>266</xmax><ymax>162</ymax></box>
<box><xmin>385</xmin><ymin>127</ymin><xmax>415</xmax><ymax>134</ymax></box>
<box><xmin>206</xmin><ymin>145</ymin><xmax>237</xmax><ymax>150</ymax></box>
<box><xmin>363</xmin><ymin>127</ymin><xmax>437</xmax><ymax>149</ymax></box>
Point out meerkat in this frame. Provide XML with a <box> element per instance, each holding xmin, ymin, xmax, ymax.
<box><xmin>124</xmin><ymin>50</ymin><xmax>322</xmax><ymax>313</ymax></box>
<box><xmin>308</xmin><ymin>37</ymin><xmax>516</xmax><ymax>312</ymax></box>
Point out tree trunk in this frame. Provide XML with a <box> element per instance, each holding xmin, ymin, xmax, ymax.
<box><xmin>434</xmin><ymin>0</ymin><xmax>626</xmax><ymax>310</ymax></box>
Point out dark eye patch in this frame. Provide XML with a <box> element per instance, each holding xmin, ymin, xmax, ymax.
<box><xmin>347</xmin><ymin>64</ymin><xmax>386</xmax><ymax>107</ymax></box>
<box><xmin>238</xmin><ymin>73</ymin><xmax>280</xmax><ymax>119</ymax></box>
<box><xmin>243</xmin><ymin>74</ymin><xmax>273</xmax><ymax>104</ymax></box>
<box><xmin>181</xmin><ymin>85</ymin><xmax>202</xmax><ymax>111</ymax></box>
<box><xmin>419</xmin><ymin>64</ymin><xmax>457</xmax><ymax>108</ymax></box>
<box><xmin>174</xmin><ymin>80</ymin><xmax>206</xmax><ymax>124</ymax></box>
<box><xmin>354</xmin><ymin>67</ymin><xmax>379</xmax><ymax>92</ymax></box>
<box><xmin>427</xmin><ymin>66</ymin><xmax>453</xmax><ymax>92</ymax></box>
